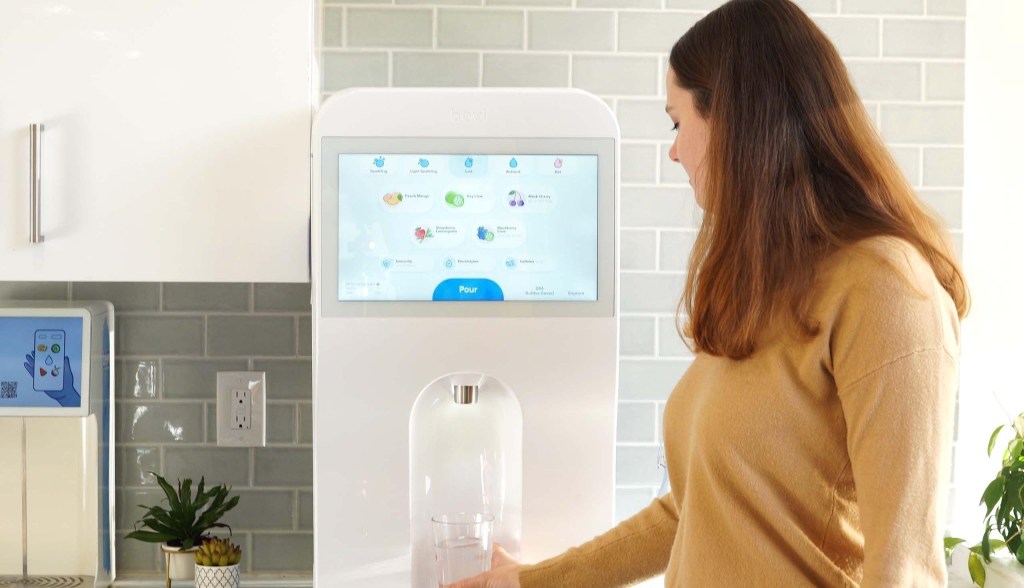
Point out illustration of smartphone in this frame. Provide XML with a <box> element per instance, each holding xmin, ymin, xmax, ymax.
<box><xmin>33</xmin><ymin>329</ymin><xmax>66</xmax><ymax>392</ymax></box>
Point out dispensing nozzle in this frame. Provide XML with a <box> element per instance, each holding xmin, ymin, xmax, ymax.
<box><xmin>452</xmin><ymin>384</ymin><xmax>479</xmax><ymax>404</ymax></box>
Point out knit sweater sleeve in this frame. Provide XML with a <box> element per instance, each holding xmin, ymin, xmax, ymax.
<box><xmin>829</xmin><ymin>242</ymin><xmax>960</xmax><ymax>587</ymax></box>
<box><xmin>518</xmin><ymin>492</ymin><xmax>679</xmax><ymax>588</ymax></box>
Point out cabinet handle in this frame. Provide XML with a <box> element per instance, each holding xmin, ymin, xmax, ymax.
<box><xmin>29</xmin><ymin>123</ymin><xmax>44</xmax><ymax>244</ymax></box>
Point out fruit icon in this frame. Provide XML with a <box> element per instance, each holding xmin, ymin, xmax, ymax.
<box><xmin>445</xmin><ymin>191</ymin><xmax>465</xmax><ymax>208</ymax></box>
<box><xmin>383</xmin><ymin>192</ymin><xmax>403</xmax><ymax>206</ymax></box>
<box><xmin>476</xmin><ymin>226</ymin><xmax>495</xmax><ymax>242</ymax></box>
<box><xmin>51</xmin><ymin>344</ymin><xmax>60</xmax><ymax>353</ymax></box>
<box><xmin>374</xmin><ymin>156</ymin><xmax>385</xmax><ymax>168</ymax></box>
<box><xmin>554</xmin><ymin>158</ymin><xmax>563</xmax><ymax>169</ymax></box>
<box><xmin>414</xmin><ymin>226</ymin><xmax>433</xmax><ymax>243</ymax></box>
<box><xmin>464</xmin><ymin>157</ymin><xmax>474</xmax><ymax>169</ymax></box>
<box><xmin>37</xmin><ymin>344</ymin><xmax>47</xmax><ymax>352</ymax></box>
<box><xmin>508</xmin><ymin>190</ymin><xmax>524</xmax><ymax>207</ymax></box>
<box><xmin>39</xmin><ymin>368</ymin><xmax>47</xmax><ymax>377</ymax></box>
<box><xmin>418</xmin><ymin>158</ymin><xmax>429</xmax><ymax>168</ymax></box>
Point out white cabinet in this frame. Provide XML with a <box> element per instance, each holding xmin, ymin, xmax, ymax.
<box><xmin>0</xmin><ymin>0</ymin><xmax>312</xmax><ymax>282</ymax></box>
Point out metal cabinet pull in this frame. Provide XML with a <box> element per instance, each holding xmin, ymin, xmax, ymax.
<box><xmin>29</xmin><ymin>123</ymin><xmax>44</xmax><ymax>244</ymax></box>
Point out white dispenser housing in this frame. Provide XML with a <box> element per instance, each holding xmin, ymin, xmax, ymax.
<box><xmin>312</xmin><ymin>88</ymin><xmax>619</xmax><ymax>587</ymax></box>
<box><xmin>0</xmin><ymin>301</ymin><xmax>115</xmax><ymax>587</ymax></box>
<box><xmin>410</xmin><ymin>372</ymin><xmax>523</xmax><ymax>586</ymax></box>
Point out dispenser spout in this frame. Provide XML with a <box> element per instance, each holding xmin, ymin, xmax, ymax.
<box><xmin>452</xmin><ymin>384</ymin><xmax>479</xmax><ymax>404</ymax></box>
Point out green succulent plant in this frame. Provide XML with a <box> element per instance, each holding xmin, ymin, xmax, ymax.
<box><xmin>195</xmin><ymin>537</ymin><xmax>242</xmax><ymax>567</ymax></box>
<box><xmin>125</xmin><ymin>471</ymin><xmax>240</xmax><ymax>550</ymax></box>
<box><xmin>946</xmin><ymin>412</ymin><xmax>1024</xmax><ymax>587</ymax></box>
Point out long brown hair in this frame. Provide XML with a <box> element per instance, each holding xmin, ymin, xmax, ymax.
<box><xmin>671</xmin><ymin>0</ymin><xmax>969</xmax><ymax>360</ymax></box>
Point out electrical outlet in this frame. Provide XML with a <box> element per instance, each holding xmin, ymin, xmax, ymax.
<box><xmin>217</xmin><ymin>372</ymin><xmax>266</xmax><ymax>447</ymax></box>
<box><xmin>232</xmin><ymin>389</ymin><xmax>251</xmax><ymax>430</ymax></box>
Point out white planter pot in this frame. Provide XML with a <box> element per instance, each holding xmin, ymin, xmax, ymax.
<box><xmin>160</xmin><ymin>544</ymin><xmax>200</xmax><ymax>580</ymax></box>
<box><xmin>195</xmin><ymin>564</ymin><xmax>241</xmax><ymax>588</ymax></box>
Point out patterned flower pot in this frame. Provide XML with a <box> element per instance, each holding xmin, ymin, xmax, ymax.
<box><xmin>195</xmin><ymin>564</ymin><xmax>241</xmax><ymax>588</ymax></box>
<box><xmin>160</xmin><ymin>544</ymin><xmax>200</xmax><ymax>580</ymax></box>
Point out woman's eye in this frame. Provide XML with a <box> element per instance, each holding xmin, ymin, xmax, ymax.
<box><xmin>670</xmin><ymin>122</ymin><xmax>679</xmax><ymax>132</ymax></box>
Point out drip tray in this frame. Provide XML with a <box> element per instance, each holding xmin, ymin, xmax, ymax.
<box><xmin>0</xmin><ymin>577</ymin><xmax>92</xmax><ymax>588</ymax></box>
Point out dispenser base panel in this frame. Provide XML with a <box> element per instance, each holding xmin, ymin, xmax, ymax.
<box><xmin>0</xmin><ymin>576</ymin><xmax>93</xmax><ymax>587</ymax></box>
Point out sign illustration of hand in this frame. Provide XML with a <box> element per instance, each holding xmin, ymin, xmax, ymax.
<box><xmin>24</xmin><ymin>351</ymin><xmax>81</xmax><ymax>407</ymax></box>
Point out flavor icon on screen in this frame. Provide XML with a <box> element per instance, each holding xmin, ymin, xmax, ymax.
<box><xmin>508</xmin><ymin>190</ymin><xmax>524</xmax><ymax>207</ymax></box>
<box><xmin>476</xmin><ymin>226</ymin><xmax>495</xmax><ymax>242</ymax></box>
<box><xmin>383</xmin><ymin>192</ymin><xmax>403</xmax><ymax>206</ymax></box>
<box><xmin>554</xmin><ymin>158</ymin><xmax>563</xmax><ymax>169</ymax></box>
<box><xmin>444</xmin><ymin>191</ymin><xmax>465</xmax><ymax>208</ymax></box>
<box><xmin>414</xmin><ymin>226</ymin><xmax>434</xmax><ymax>243</ymax></box>
<box><xmin>373</xmin><ymin>156</ymin><xmax>385</xmax><ymax>168</ymax></box>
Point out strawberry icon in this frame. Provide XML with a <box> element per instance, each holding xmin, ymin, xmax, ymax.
<box><xmin>414</xmin><ymin>226</ymin><xmax>433</xmax><ymax>243</ymax></box>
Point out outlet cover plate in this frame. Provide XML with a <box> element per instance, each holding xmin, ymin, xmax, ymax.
<box><xmin>217</xmin><ymin>371</ymin><xmax>266</xmax><ymax>447</ymax></box>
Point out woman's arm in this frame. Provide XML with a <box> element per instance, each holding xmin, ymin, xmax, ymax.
<box><xmin>518</xmin><ymin>491</ymin><xmax>680</xmax><ymax>588</ymax></box>
<box><xmin>830</xmin><ymin>245</ymin><xmax>960</xmax><ymax>587</ymax></box>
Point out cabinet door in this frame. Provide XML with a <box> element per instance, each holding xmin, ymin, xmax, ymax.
<box><xmin>0</xmin><ymin>1</ymin><xmax>311</xmax><ymax>282</ymax></box>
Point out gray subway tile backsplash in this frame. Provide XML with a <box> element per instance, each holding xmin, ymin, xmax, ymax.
<box><xmin>163</xmin><ymin>282</ymin><xmax>251</xmax><ymax>312</ymax></box>
<box><xmin>206</xmin><ymin>315</ymin><xmax>297</xmax><ymax>357</ymax></box>
<box><xmin>119</xmin><ymin>316</ymin><xmax>205</xmax><ymax>356</ymax></box>
<box><xmin>254</xmin><ymin>448</ymin><xmax>315</xmax><ymax>486</ymax></box>
<box><xmin>163</xmin><ymin>358</ymin><xmax>250</xmax><ymax>399</ymax></box>
<box><xmin>72</xmin><ymin>282</ymin><xmax>160</xmax><ymax>311</ymax></box>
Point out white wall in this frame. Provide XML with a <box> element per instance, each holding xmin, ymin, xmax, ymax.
<box><xmin>953</xmin><ymin>0</ymin><xmax>1024</xmax><ymax>539</ymax></box>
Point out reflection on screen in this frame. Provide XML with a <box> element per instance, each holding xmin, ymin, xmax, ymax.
<box><xmin>338</xmin><ymin>154</ymin><xmax>599</xmax><ymax>302</ymax></box>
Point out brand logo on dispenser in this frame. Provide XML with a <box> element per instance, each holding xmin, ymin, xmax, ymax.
<box><xmin>450</xmin><ymin>109</ymin><xmax>488</xmax><ymax>123</ymax></box>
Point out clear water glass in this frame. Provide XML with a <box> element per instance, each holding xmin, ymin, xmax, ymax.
<box><xmin>432</xmin><ymin>512</ymin><xmax>494</xmax><ymax>587</ymax></box>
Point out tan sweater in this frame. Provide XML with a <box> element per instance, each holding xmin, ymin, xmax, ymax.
<box><xmin>519</xmin><ymin>237</ymin><xmax>960</xmax><ymax>587</ymax></box>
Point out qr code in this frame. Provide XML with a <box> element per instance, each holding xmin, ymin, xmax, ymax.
<box><xmin>1</xmin><ymin>381</ymin><xmax>16</xmax><ymax>399</ymax></box>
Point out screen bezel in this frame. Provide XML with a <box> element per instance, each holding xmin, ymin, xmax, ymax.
<box><xmin>319</xmin><ymin>137</ymin><xmax>616</xmax><ymax>318</ymax></box>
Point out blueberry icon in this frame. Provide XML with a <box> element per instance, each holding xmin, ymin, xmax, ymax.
<box><xmin>373</xmin><ymin>157</ymin><xmax>385</xmax><ymax>168</ymax></box>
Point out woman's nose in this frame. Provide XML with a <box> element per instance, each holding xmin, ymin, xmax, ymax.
<box><xmin>668</xmin><ymin>142</ymin><xmax>679</xmax><ymax>163</ymax></box>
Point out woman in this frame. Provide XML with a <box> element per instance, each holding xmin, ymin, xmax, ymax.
<box><xmin>454</xmin><ymin>0</ymin><xmax>968</xmax><ymax>585</ymax></box>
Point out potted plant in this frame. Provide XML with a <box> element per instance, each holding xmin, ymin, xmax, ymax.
<box><xmin>194</xmin><ymin>537</ymin><xmax>242</xmax><ymax>588</ymax></box>
<box><xmin>947</xmin><ymin>413</ymin><xmax>1024</xmax><ymax>587</ymax></box>
<box><xmin>126</xmin><ymin>472</ymin><xmax>240</xmax><ymax>584</ymax></box>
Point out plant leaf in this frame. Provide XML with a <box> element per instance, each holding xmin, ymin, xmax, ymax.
<box><xmin>151</xmin><ymin>472</ymin><xmax>182</xmax><ymax>513</ymax></box>
<box><xmin>125</xmin><ymin>530</ymin><xmax>176</xmax><ymax>543</ymax></box>
<box><xmin>990</xmin><ymin>425</ymin><xmax>1006</xmax><ymax>458</ymax></box>
<box><xmin>945</xmin><ymin>537</ymin><xmax>966</xmax><ymax>559</ymax></box>
<box><xmin>968</xmin><ymin>551</ymin><xmax>987</xmax><ymax>587</ymax></box>
<box><xmin>981</xmin><ymin>478</ymin><xmax>1005</xmax><ymax>519</ymax></box>
<box><xmin>982</xmin><ymin>528</ymin><xmax>993</xmax><ymax>562</ymax></box>
<box><xmin>1017</xmin><ymin>540</ymin><xmax>1024</xmax><ymax>565</ymax></box>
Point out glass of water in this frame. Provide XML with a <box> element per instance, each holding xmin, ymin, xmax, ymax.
<box><xmin>432</xmin><ymin>512</ymin><xmax>494</xmax><ymax>586</ymax></box>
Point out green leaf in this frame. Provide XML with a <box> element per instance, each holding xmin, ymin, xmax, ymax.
<box><xmin>968</xmin><ymin>551</ymin><xmax>987</xmax><ymax>587</ymax></box>
<box><xmin>125</xmin><ymin>530</ymin><xmax>176</xmax><ymax>543</ymax></box>
<box><xmin>990</xmin><ymin>425</ymin><xmax>1006</xmax><ymax>458</ymax></box>
<box><xmin>151</xmin><ymin>472</ymin><xmax>182</xmax><ymax>513</ymax></box>
<box><xmin>981</xmin><ymin>478</ymin><xmax>1005</xmax><ymax>518</ymax></box>
<box><xmin>945</xmin><ymin>537</ymin><xmax>966</xmax><ymax>559</ymax></box>
<box><xmin>982</xmin><ymin>528</ymin><xmax>993</xmax><ymax>562</ymax></box>
<box><xmin>1007</xmin><ymin>439</ymin><xmax>1024</xmax><ymax>466</ymax></box>
<box><xmin>1017</xmin><ymin>540</ymin><xmax>1024</xmax><ymax>565</ymax></box>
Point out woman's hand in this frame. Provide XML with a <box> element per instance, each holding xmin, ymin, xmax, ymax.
<box><xmin>447</xmin><ymin>544</ymin><xmax>521</xmax><ymax>588</ymax></box>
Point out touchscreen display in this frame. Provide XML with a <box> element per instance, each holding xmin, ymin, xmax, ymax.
<box><xmin>337</xmin><ymin>153</ymin><xmax>599</xmax><ymax>301</ymax></box>
<box><xmin>0</xmin><ymin>316</ymin><xmax>84</xmax><ymax>409</ymax></box>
